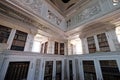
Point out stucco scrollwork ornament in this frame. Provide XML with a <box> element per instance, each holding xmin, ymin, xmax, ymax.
<box><xmin>48</xmin><ymin>10</ymin><xmax>62</xmax><ymax>25</ymax></box>
<box><xmin>79</xmin><ymin>3</ymin><xmax>101</xmax><ymax>21</ymax></box>
<box><xmin>67</xmin><ymin>3</ymin><xmax>101</xmax><ymax>27</ymax></box>
<box><xmin>82</xmin><ymin>9</ymin><xmax>90</xmax><ymax>19</ymax></box>
<box><xmin>89</xmin><ymin>4</ymin><xmax>101</xmax><ymax>16</ymax></box>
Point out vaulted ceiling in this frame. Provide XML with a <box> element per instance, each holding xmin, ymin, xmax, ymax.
<box><xmin>46</xmin><ymin>0</ymin><xmax>90</xmax><ymax>17</ymax></box>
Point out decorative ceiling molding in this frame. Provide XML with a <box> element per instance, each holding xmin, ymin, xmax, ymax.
<box><xmin>46</xmin><ymin>0</ymin><xmax>91</xmax><ymax>17</ymax></box>
<box><xmin>1</xmin><ymin>0</ymin><xmax>120</xmax><ymax>40</ymax></box>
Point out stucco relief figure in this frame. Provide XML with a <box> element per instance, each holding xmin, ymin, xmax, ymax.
<box><xmin>48</xmin><ymin>10</ymin><xmax>62</xmax><ymax>25</ymax></box>
<box><xmin>89</xmin><ymin>4</ymin><xmax>101</xmax><ymax>16</ymax></box>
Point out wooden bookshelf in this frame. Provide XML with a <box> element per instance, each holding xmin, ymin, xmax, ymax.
<box><xmin>100</xmin><ymin>60</ymin><xmax>120</xmax><ymax>80</ymax></box>
<box><xmin>87</xmin><ymin>36</ymin><xmax>96</xmax><ymax>53</ymax></box>
<box><xmin>97</xmin><ymin>33</ymin><xmax>110</xmax><ymax>52</ymax></box>
<box><xmin>44</xmin><ymin>61</ymin><xmax>53</xmax><ymax>80</ymax></box>
<box><xmin>54</xmin><ymin>42</ymin><xmax>59</xmax><ymax>54</ymax></box>
<box><xmin>56</xmin><ymin>61</ymin><xmax>62</xmax><ymax>80</ymax></box>
<box><xmin>11</xmin><ymin>30</ymin><xmax>27</xmax><ymax>51</ymax></box>
<box><xmin>5</xmin><ymin>62</ymin><xmax>30</xmax><ymax>80</ymax></box>
<box><xmin>83</xmin><ymin>61</ymin><xmax>97</xmax><ymax>80</ymax></box>
<box><xmin>0</xmin><ymin>25</ymin><xmax>11</xmax><ymax>43</ymax></box>
<box><xmin>60</xmin><ymin>43</ymin><xmax>64</xmax><ymax>55</ymax></box>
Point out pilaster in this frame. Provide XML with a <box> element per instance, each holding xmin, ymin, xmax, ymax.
<box><xmin>24</xmin><ymin>34</ymin><xmax>35</xmax><ymax>52</ymax></box>
<box><xmin>7</xmin><ymin>29</ymin><xmax>16</xmax><ymax>49</ymax></box>
<box><xmin>94</xmin><ymin>35</ymin><xmax>100</xmax><ymax>52</ymax></box>
<box><xmin>81</xmin><ymin>38</ymin><xmax>89</xmax><ymax>54</ymax></box>
<box><xmin>105</xmin><ymin>31</ymin><xmax>116</xmax><ymax>51</ymax></box>
<box><xmin>47</xmin><ymin>39</ymin><xmax>55</xmax><ymax>54</ymax></box>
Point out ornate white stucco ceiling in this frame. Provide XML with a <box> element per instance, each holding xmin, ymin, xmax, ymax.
<box><xmin>46</xmin><ymin>0</ymin><xmax>90</xmax><ymax>17</ymax></box>
<box><xmin>1</xmin><ymin>0</ymin><xmax>120</xmax><ymax>39</ymax></box>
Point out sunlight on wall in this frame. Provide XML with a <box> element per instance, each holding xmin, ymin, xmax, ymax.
<box><xmin>32</xmin><ymin>41</ymin><xmax>41</xmax><ymax>52</ymax></box>
<box><xmin>115</xmin><ymin>27</ymin><xmax>120</xmax><ymax>43</ymax></box>
<box><xmin>76</xmin><ymin>43</ymin><xmax>83</xmax><ymax>54</ymax></box>
<box><xmin>32</xmin><ymin>34</ymin><xmax>48</xmax><ymax>52</ymax></box>
<box><xmin>70</xmin><ymin>38</ymin><xmax>83</xmax><ymax>54</ymax></box>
